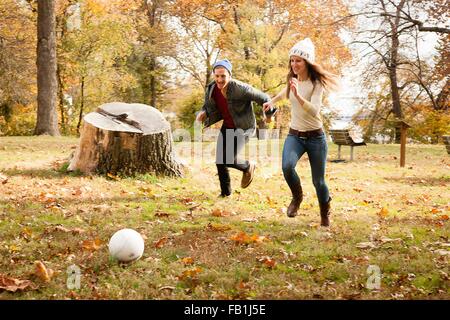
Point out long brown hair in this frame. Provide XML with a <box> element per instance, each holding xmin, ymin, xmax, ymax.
<box><xmin>286</xmin><ymin>59</ymin><xmax>339</xmax><ymax>99</ymax></box>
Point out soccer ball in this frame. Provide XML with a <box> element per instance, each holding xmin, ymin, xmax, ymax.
<box><xmin>108</xmin><ymin>228</ymin><xmax>145</xmax><ymax>262</ymax></box>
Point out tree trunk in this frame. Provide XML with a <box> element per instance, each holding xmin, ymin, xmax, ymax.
<box><xmin>68</xmin><ymin>102</ymin><xmax>182</xmax><ymax>177</ymax></box>
<box><xmin>77</xmin><ymin>76</ymin><xmax>85</xmax><ymax>134</ymax></box>
<box><xmin>149</xmin><ymin>57</ymin><xmax>157</xmax><ymax>108</ymax></box>
<box><xmin>57</xmin><ymin>65</ymin><xmax>66</xmax><ymax>133</ymax></box>
<box><xmin>35</xmin><ymin>0</ymin><xmax>59</xmax><ymax>136</ymax></box>
<box><xmin>386</xmin><ymin>0</ymin><xmax>405</xmax><ymax>143</ymax></box>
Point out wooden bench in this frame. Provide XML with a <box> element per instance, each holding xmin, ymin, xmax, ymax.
<box><xmin>443</xmin><ymin>135</ymin><xmax>450</xmax><ymax>155</ymax></box>
<box><xmin>329</xmin><ymin>129</ymin><xmax>366</xmax><ymax>161</ymax></box>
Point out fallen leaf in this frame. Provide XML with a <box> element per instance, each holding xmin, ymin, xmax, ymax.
<box><xmin>266</xmin><ymin>196</ymin><xmax>277</xmax><ymax>208</ymax></box>
<box><xmin>237</xmin><ymin>280</ymin><xmax>250</xmax><ymax>290</ymax></box>
<box><xmin>377</xmin><ymin>207</ymin><xmax>389</xmax><ymax>218</ymax></box>
<box><xmin>180</xmin><ymin>197</ymin><xmax>194</xmax><ymax>205</ymax></box>
<box><xmin>21</xmin><ymin>227</ymin><xmax>33</xmax><ymax>239</ymax></box>
<box><xmin>178</xmin><ymin>267</ymin><xmax>202</xmax><ymax>280</ymax></box>
<box><xmin>158</xmin><ymin>286</ymin><xmax>175</xmax><ymax>291</ymax></box>
<box><xmin>107</xmin><ymin>173</ymin><xmax>120</xmax><ymax>181</ymax></box>
<box><xmin>72</xmin><ymin>187</ymin><xmax>83</xmax><ymax>196</ymax></box>
<box><xmin>211</xmin><ymin>209</ymin><xmax>230</xmax><ymax>217</ymax></box>
<box><xmin>0</xmin><ymin>274</ymin><xmax>34</xmax><ymax>292</ymax></box>
<box><xmin>259</xmin><ymin>256</ymin><xmax>277</xmax><ymax>268</ymax></box>
<box><xmin>0</xmin><ymin>172</ymin><xmax>8</xmax><ymax>183</ymax></box>
<box><xmin>139</xmin><ymin>187</ymin><xmax>156</xmax><ymax>199</ymax></box>
<box><xmin>379</xmin><ymin>236</ymin><xmax>403</xmax><ymax>244</ymax></box>
<box><xmin>153</xmin><ymin>237</ymin><xmax>168</xmax><ymax>248</ymax></box>
<box><xmin>230</xmin><ymin>232</ymin><xmax>267</xmax><ymax>245</ymax></box>
<box><xmin>52</xmin><ymin>225</ymin><xmax>85</xmax><ymax>234</ymax></box>
<box><xmin>155</xmin><ymin>211</ymin><xmax>170</xmax><ymax>218</ymax></box>
<box><xmin>299</xmin><ymin>231</ymin><xmax>309</xmax><ymax>237</ymax></box>
<box><xmin>34</xmin><ymin>261</ymin><xmax>53</xmax><ymax>282</ymax></box>
<box><xmin>82</xmin><ymin>239</ymin><xmax>103</xmax><ymax>251</ymax></box>
<box><xmin>181</xmin><ymin>257</ymin><xmax>194</xmax><ymax>265</ymax></box>
<box><xmin>356</xmin><ymin>242</ymin><xmax>376</xmax><ymax>249</ymax></box>
<box><xmin>434</xmin><ymin>249</ymin><xmax>450</xmax><ymax>256</ymax></box>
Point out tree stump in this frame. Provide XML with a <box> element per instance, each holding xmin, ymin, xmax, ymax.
<box><xmin>68</xmin><ymin>102</ymin><xmax>182</xmax><ymax>177</ymax></box>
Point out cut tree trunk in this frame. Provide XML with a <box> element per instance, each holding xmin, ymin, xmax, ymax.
<box><xmin>68</xmin><ymin>102</ymin><xmax>182</xmax><ymax>177</ymax></box>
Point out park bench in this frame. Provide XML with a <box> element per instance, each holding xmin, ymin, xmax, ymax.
<box><xmin>443</xmin><ymin>135</ymin><xmax>450</xmax><ymax>155</ymax></box>
<box><xmin>329</xmin><ymin>129</ymin><xmax>366</xmax><ymax>161</ymax></box>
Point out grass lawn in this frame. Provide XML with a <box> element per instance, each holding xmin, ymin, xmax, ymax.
<box><xmin>0</xmin><ymin>135</ymin><xmax>448</xmax><ymax>299</ymax></box>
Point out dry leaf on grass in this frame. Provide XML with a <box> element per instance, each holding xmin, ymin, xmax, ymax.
<box><xmin>153</xmin><ymin>237</ymin><xmax>168</xmax><ymax>248</ymax></box>
<box><xmin>266</xmin><ymin>196</ymin><xmax>277</xmax><ymax>208</ymax></box>
<box><xmin>50</xmin><ymin>225</ymin><xmax>85</xmax><ymax>234</ymax></box>
<box><xmin>434</xmin><ymin>249</ymin><xmax>450</xmax><ymax>256</ymax></box>
<box><xmin>155</xmin><ymin>211</ymin><xmax>170</xmax><ymax>218</ymax></box>
<box><xmin>0</xmin><ymin>274</ymin><xmax>34</xmax><ymax>292</ymax></box>
<box><xmin>230</xmin><ymin>232</ymin><xmax>267</xmax><ymax>245</ymax></box>
<box><xmin>377</xmin><ymin>207</ymin><xmax>389</xmax><ymax>218</ymax></box>
<box><xmin>107</xmin><ymin>173</ymin><xmax>121</xmax><ymax>181</ymax></box>
<box><xmin>82</xmin><ymin>239</ymin><xmax>103</xmax><ymax>251</ymax></box>
<box><xmin>35</xmin><ymin>261</ymin><xmax>54</xmax><ymax>282</ymax></box>
<box><xmin>211</xmin><ymin>209</ymin><xmax>231</xmax><ymax>217</ymax></box>
<box><xmin>178</xmin><ymin>267</ymin><xmax>202</xmax><ymax>280</ymax></box>
<box><xmin>258</xmin><ymin>256</ymin><xmax>277</xmax><ymax>268</ymax></box>
<box><xmin>0</xmin><ymin>173</ymin><xmax>8</xmax><ymax>184</ymax></box>
<box><xmin>379</xmin><ymin>236</ymin><xmax>403</xmax><ymax>244</ymax></box>
<box><xmin>356</xmin><ymin>242</ymin><xmax>376</xmax><ymax>249</ymax></box>
<box><xmin>181</xmin><ymin>257</ymin><xmax>194</xmax><ymax>265</ymax></box>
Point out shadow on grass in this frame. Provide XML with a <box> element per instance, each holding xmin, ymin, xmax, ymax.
<box><xmin>386</xmin><ymin>176</ymin><xmax>449</xmax><ymax>187</ymax></box>
<box><xmin>1</xmin><ymin>168</ymin><xmax>83</xmax><ymax>179</ymax></box>
<box><xmin>0</xmin><ymin>195</ymin><xmax>155</xmax><ymax>208</ymax></box>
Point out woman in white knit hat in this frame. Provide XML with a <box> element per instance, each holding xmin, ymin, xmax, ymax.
<box><xmin>263</xmin><ymin>38</ymin><xmax>338</xmax><ymax>226</ymax></box>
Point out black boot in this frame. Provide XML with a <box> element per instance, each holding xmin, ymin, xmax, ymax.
<box><xmin>287</xmin><ymin>183</ymin><xmax>303</xmax><ymax>217</ymax></box>
<box><xmin>319</xmin><ymin>197</ymin><xmax>332</xmax><ymax>227</ymax></box>
<box><xmin>217</xmin><ymin>164</ymin><xmax>231</xmax><ymax>197</ymax></box>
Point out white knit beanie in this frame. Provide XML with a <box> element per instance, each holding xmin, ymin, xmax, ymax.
<box><xmin>288</xmin><ymin>38</ymin><xmax>315</xmax><ymax>64</ymax></box>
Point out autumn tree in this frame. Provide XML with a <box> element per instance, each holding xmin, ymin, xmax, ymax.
<box><xmin>169</xmin><ymin>2</ymin><xmax>221</xmax><ymax>89</ymax></box>
<box><xmin>120</xmin><ymin>0</ymin><xmax>176</xmax><ymax>109</ymax></box>
<box><xmin>61</xmin><ymin>0</ymin><xmax>134</xmax><ymax>133</ymax></box>
<box><xmin>344</xmin><ymin>0</ymin><xmax>449</xmax><ymax>142</ymax></box>
<box><xmin>172</xmin><ymin>0</ymin><xmax>352</xmax><ymax>133</ymax></box>
<box><xmin>0</xmin><ymin>0</ymin><xmax>36</xmax><ymax>135</ymax></box>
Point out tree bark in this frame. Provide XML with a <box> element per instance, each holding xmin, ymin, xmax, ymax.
<box><xmin>69</xmin><ymin>102</ymin><xmax>182</xmax><ymax>177</ymax></box>
<box><xmin>35</xmin><ymin>0</ymin><xmax>59</xmax><ymax>136</ymax></box>
<box><xmin>77</xmin><ymin>76</ymin><xmax>85</xmax><ymax>134</ymax></box>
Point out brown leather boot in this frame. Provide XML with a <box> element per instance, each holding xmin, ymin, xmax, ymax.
<box><xmin>287</xmin><ymin>184</ymin><xmax>303</xmax><ymax>218</ymax></box>
<box><xmin>319</xmin><ymin>197</ymin><xmax>332</xmax><ymax>227</ymax></box>
<box><xmin>241</xmin><ymin>162</ymin><xmax>256</xmax><ymax>189</ymax></box>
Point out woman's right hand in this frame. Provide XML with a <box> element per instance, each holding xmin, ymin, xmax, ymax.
<box><xmin>263</xmin><ymin>101</ymin><xmax>273</xmax><ymax>112</ymax></box>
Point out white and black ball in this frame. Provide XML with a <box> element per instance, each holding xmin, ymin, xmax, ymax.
<box><xmin>108</xmin><ymin>228</ymin><xmax>145</xmax><ymax>262</ymax></box>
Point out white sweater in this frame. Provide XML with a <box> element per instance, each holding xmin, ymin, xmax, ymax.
<box><xmin>275</xmin><ymin>79</ymin><xmax>324</xmax><ymax>131</ymax></box>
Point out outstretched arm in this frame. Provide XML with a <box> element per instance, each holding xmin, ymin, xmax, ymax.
<box><xmin>263</xmin><ymin>87</ymin><xmax>286</xmax><ymax>112</ymax></box>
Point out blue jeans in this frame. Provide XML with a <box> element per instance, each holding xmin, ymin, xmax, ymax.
<box><xmin>282</xmin><ymin>133</ymin><xmax>330</xmax><ymax>204</ymax></box>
